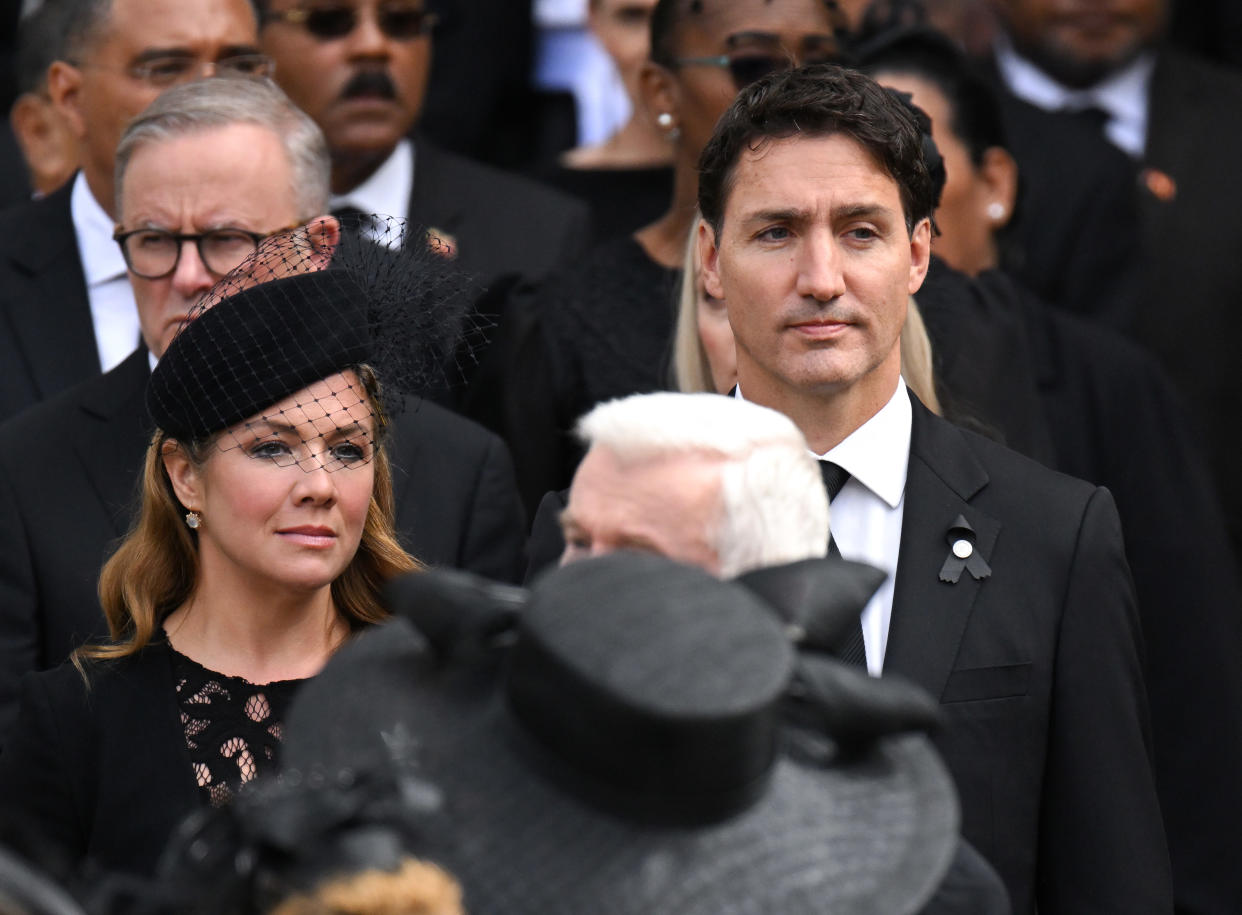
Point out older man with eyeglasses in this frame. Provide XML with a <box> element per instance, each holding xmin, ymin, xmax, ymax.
<box><xmin>257</xmin><ymin>0</ymin><xmax>591</xmax><ymax>299</ymax></box>
<box><xmin>0</xmin><ymin>0</ymin><xmax>269</xmax><ymax>424</ymax></box>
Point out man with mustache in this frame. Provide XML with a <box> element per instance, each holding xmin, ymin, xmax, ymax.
<box><xmin>0</xmin><ymin>76</ymin><xmax>528</xmax><ymax>751</ymax></box>
<box><xmin>258</xmin><ymin>0</ymin><xmax>590</xmax><ymax>293</ymax></box>
<box><xmin>696</xmin><ymin>63</ymin><xmax>1170</xmax><ymax>913</ymax></box>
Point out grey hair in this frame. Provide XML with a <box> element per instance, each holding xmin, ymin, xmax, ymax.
<box><xmin>576</xmin><ymin>392</ymin><xmax>829</xmax><ymax>577</ymax></box>
<box><xmin>114</xmin><ymin>77</ymin><xmax>330</xmax><ymax>221</ymax></box>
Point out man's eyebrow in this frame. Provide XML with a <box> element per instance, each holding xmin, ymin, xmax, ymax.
<box><xmin>131</xmin><ymin>48</ymin><xmax>196</xmax><ymax>64</ymax></box>
<box><xmin>130</xmin><ymin>44</ymin><xmax>263</xmax><ymax>64</ymax></box>
<box><xmin>740</xmin><ymin>206</ymin><xmax>807</xmax><ymax>225</ymax></box>
<box><xmin>834</xmin><ymin>203</ymin><xmax>897</xmax><ymax>223</ymax></box>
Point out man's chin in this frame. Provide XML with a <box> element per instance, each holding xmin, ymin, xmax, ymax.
<box><xmin>1027</xmin><ymin>30</ymin><xmax>1149</xmax><ymax>88</ymax></box>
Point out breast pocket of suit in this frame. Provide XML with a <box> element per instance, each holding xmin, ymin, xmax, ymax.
<box><xmin>940</xmin><ymin>662</ymin><xmax>1032</xmax><ymax>704</ymax></box>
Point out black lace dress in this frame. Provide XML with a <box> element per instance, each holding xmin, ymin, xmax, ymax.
<box><xmin>170</xmin><ymin>646</ymin><xmax>305</xmax><ymax>808</ymax></box>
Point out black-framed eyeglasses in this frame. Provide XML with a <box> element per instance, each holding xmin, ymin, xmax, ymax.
<box><xmin>127</xmin><ymin>52</ymin><xmax>274</xmax><ymax>88</ymax></box>
<box><xmin>265</xmin><ymin>4</ymin><xmax>438</xmax><ymax>41</ymax></box>
<box><xmin>113</xmin><ymin>226</ymin><xmax>297</xmax><ymax>280</ymax></box>
<box><xmin>674</xmin><ymin>50</ymin><xmax>839</xmax><ymax>90</ymax></box>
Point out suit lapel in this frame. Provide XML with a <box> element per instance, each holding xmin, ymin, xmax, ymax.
<box><xmin>884</xmin><ymin>400</ymin><xmax>1001</xmax><ymax>701</ymax></box>
<box><xmin>72</xmin><ymin>349</ymin><xmax>153</xmax><ymax>537</ymax></box>
<box><xmin>2</xmin><ymin>182</ymin><xmax>98</xmax><ymax>396</ymax></box>
<box><xmin>407</xmin><ymin>139</ymin><xmax>467</xmax><ymax>241</ymax></box>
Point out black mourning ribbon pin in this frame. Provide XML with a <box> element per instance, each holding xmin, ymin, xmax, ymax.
<box><xmin>938</xmin><ymin>515</ymin><xmax>991</xmax><ymax>584</ymax></box>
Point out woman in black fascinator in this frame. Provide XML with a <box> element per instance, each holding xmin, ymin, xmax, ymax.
<box><xmin>0</xmin><ymin>217</ymin><xmax>466</xmax><ymax>890</ymax></box>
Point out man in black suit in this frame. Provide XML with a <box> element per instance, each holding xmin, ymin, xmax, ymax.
<box><xmin>695</xmin><ymin>64</ymin><xmax>1170</xmax><ymax>913</ymax></box>
<box><xmin>988</xmin><ymin>0</ymin><xmax>1242</xmax><ymax>561</ymax></box>
<box><xmin>256</xmin><ymin>0</ymin><xmax>590</xmax><ymax>292</ymax></box>
<box><xmin>0</xmin><ymin>76</ymin><xmax>527</xmax><ymax>748</ymax></box>
<box><xmin>0</xmin><ymin>0</ymin><xmax>271</xmax><ymax>423</ymax></box>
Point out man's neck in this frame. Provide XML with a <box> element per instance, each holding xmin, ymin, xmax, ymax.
<box><xmin>741</xmin><ymin>370</ymin><xmax>902</xmax><ymax>455</ymax></box>
<box><xmin>331</xmin><ymin>145</ymin><xmax>398</xmax><ymax>196</ymax></box>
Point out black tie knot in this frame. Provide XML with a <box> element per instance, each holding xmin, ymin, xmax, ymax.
<box><xmin>820</xmin><ymin>460</ymin><xmax>850</xmax><ymax>502</ymax></box>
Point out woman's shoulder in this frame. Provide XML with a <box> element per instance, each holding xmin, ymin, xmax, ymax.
<box><xmin>30</xmin><ymin>642</ymin><xmax>174</xmax><ymax>709</ymax></box>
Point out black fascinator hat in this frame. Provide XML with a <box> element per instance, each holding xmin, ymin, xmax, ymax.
<box><xmin>160</xmin><ymin>554</ymin><xmax>958</xmax><ymax>914</ymax></box>
<box><xmin>146</xmin><ymin>214</ymin><xmax>477</xmax><ymax>455</ymax></box>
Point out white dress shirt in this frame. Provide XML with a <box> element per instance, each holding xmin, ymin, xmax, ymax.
<box><xmin>738</xmin><ymin>381</ymin><xmax>911</xmax><ymax>675</ymax></box>
<box><xmin>995</xmin><ymin>36</ymin><xmax>1155</xmax><ymax>158</ymax></box>
<box><xmin>330</xmin><ymin>138</ymin><xmax>414</xmax><ymax>223</ymax></box>
<box><xmin>70</xmin><ymin>172</ymin><xmax>139</xmax><ymax>373</ymax></box>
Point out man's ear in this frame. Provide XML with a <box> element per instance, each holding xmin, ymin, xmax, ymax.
<box><xmin>45</xmin><ymin>61</ymin><xmax>88</xmax><ymax>141</ymax></box>
<box><xmin>162</xmin><ymin>441</ymin><xmax>203</xmax><ymax>511</ymax></box>
<box><xmin>697</xmin><ymin>219</ymin><xmax>725</xmax><ymax>300</ymax></box>
<box><xmin>304</xmin><ymin>214</ymin><xmax>342</xmax><ymax>269</ymax></box>
<box><xmin>638</xmin><ymin>59</ymin><xmax>678</xmax><ymax>134</ymax></box>
<box><xmin>907</xmin><ymin>217</ymin><xmax>932</xmax><ymax>294</ymax></box>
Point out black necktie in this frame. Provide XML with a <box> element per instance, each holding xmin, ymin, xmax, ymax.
<box><xmin>820</xmin><ymin>460</ymin><xmax>867</xmax><ymax>668</ymax></box>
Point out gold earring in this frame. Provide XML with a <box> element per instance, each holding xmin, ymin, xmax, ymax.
<box><xmin>185</xmin><ymin>511</ymin><xmax>202</xmax><ymax>530</ymax></box>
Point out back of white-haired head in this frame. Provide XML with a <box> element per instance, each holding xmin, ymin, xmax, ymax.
<box><xmin>576</xmin><ymin>393</ymin><xmax>829</xmax><ymax>577</ymax></box>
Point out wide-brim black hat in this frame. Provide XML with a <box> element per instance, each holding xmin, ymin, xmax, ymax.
<box><xmin>258</xmin><ymin>554</ymin><xmax>958</xmax><ymax>914</ymax></box>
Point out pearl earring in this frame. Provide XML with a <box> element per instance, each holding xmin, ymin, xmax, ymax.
<box><xmin>185</xmin><ymin>511</ymin><xmax>202</xmax><ymax>530</ymax></box>
<box><xmin>986</xmin><ymin>202</ymin><xmax>1006</xmax><ymax>221</ymax></box>
<box><xmin>657</xmin><ymin>112</ymin><xmax>674</xmax><ymax>129</ymax></box>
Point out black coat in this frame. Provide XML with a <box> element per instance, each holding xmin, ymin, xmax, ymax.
<box><xmin>0</xmin><ymin>348</ymin><xmax>528</xmax><ymax>745</ymax></box>
<box><xmin>0</xmin><ymin>642</ymin><xmax>234</xmax><ymax>881</ymax></box>
<box><xmin>0</xmin><ymin>181</ymin><xmax>97</xmax><ymax>423</ymax></box>
<box><xmin>407</xmin><ymin>138</ymin><xmax>592</xmax><ymax>292</ymax></box>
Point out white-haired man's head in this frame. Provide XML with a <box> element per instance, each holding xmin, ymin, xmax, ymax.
<box><xmin>560</xmin><ymin>392</ymin><xmax>829</xmax><ymax>577</ymax></box>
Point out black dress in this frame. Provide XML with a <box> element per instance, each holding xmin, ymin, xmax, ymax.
<box><xmin>499</xmin><ymin>235</ymin><xmax>681</xmax><ymax>509</ymax></box>
<box><xmin>539</xmin><ymin>164</ymin><xmax>674</xmax><ymax>243</ymax></box>
<box><xmin>0</xmin><ymin>640</ymin><xmax>304</xmax><ymax>882</ymax></box>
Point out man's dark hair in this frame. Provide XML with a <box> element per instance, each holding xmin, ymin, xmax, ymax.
<box><xmin>16</xmin><ymin>1</ymin><xmax>79</xmax><ymax>94</ymax></box>
<box><xmin>52</xmin><ymin>0</ymin><xmax>113</xmax><ymax>64</ymax></box>
<box><xmin>697</xmin><ymin>63</ymin><xmax>936</xmax><ymax>236</ymax></box>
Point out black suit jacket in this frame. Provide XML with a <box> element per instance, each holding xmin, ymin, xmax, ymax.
<box><xmin>1134</xmin><ymin>48</ymin><xmax>1242</xmax><ymax>557</ymax></box>
<box><xmin>408</xmin><ymin>138</ymin><xmax>591</xmax><ymax>292</ymax></box>
<box><xmin>524</xmin><ymin>395</ymin><xmax>1171</xmax><ymax>914</ymax></box>
<box><xmin>0</xmin><ymin>348</ymin><xmax>528</xmax><ymax>744</ymax></box>
<box><xmin>884</xmin><ymin>397</ymin><xmax>1170</xmax><ymax>914</ymax></box>
<box><xmin>0</xmin><ymin>180</ymin><xmax>97</xmax><ymax>423</ymax></box>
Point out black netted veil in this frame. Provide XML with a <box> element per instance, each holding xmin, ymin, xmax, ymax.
<box><xmin>147</xmin><ymin>215</ymin><xmax>478</xmax><ymax>470</ymax></box>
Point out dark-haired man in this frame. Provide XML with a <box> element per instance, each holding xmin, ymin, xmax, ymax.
<box><xmin>0</xmin><ymin>0</ymin><xmax>268</xmax><ymax>423</ymax></box>
<box><xmin>257</xmin><ymin>0</ymin><xmax>590</xmax><ymax>293</ymax></box>
<box><xmin>697</xmin><ymin>64</ymin><xmax>1170</xmax><ymax>914</ymax></box>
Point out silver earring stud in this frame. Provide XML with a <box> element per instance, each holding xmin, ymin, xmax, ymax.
<box><xmin>657</xmin><ymin>112</ymin><xmax>674</xmax><ymax>129</ymax></box>
<box><xmin>986</xmin><ymin>202</ymin><xmax>1006</xmax><ymax>221</ymax></box>
<box><xmin>185</xmin><ymin>511</ymin><xmax>201</xmax><ymax>530</ymax></box>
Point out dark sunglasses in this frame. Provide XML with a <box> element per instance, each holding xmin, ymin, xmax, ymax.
<box><xmin>266</xmin><ymin>4</ymin><xmax>437</xmax><ymax>41</ymax></box>
<box><xmin>674</xmin><ymin>51</ymin><xmax>838</xmax><ymax>89</ymax></box>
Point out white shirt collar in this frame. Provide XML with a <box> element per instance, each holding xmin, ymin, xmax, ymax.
<box><xmin>329</xmin><ymin>138</ymin><xmax>414</xmax><ymax>221</ymax></box>
<box><xmin>70</xmin><ymin>171</ymin><xmax>128</xmax><ymax>287</ymax></box>
<box><xmin>994</xmin><ymin>34</ymin><xmax>1154</xmax><ymax>157</ymax></box>
<box><xmin>817</xmin><ymin>381</ymin><xmax>910</xmax><ymax>510</ymax></box>
<box><xmin>734</xmin><ymin>379</ymin><xmax>911</xmax><ymax>509</ymax></box>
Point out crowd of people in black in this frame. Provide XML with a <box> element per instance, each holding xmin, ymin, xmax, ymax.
<box><xmin>0</xmin><ymin>0</ymin><xmax>1239</xmax><ymax>912</ymax></box>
